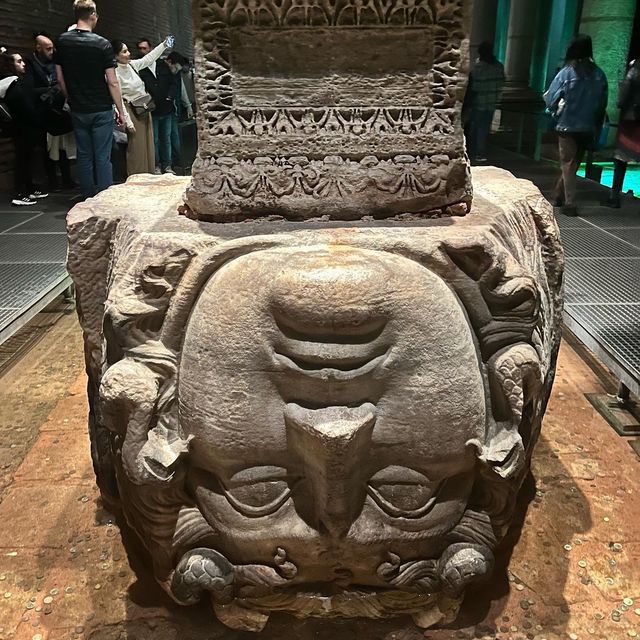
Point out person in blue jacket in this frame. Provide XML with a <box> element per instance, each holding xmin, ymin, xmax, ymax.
<box><xmin>544</xmin><ymin>35</ymin><xmax>608</xmax><ymax>216</ymax></box>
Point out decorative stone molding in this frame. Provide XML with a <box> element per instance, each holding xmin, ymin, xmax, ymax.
<box><xmin>186</xmin><ymin>0</ymin><xmax>472</xmax><ymax>219</ymax></box>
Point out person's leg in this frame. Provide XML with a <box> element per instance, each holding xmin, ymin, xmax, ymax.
<box><xmin>557</xmin><ymin>133</ymin><xmax>579</xmax><ymax>207</ymax></box>
<box><xmin>467</xmin><ymin>110</ymin><xmax>478</xmax><ymax>162</ymax></box>
<box><xmin>605</xmin><ymin>158</ymin><xmax>627</xmax><ymax>207</ymax></box>
<box><xmin>552</xmin><ymin>135</ymin><xmax>567</xmax><ymax>205</ymax></box>
<box><xmin>159</xmin><ymin>115</ymin><xmax>172</xmax><ymax>171</ymax></box>
<box><xmin>170</xmin><ymin>113</ymin><xmax>181</xmax><ymax>168</ymax></box>
<box><xmin>475</xmin><ymin>110</ymin><xmax>494</xmax><ymax>160</ymax></box>
<box><xmin>145</xmin><ymin>113</ymin><xmax>156</xmax><ymax>174</ymax></box>
<box><xmin>72</xmin><ymin>112</ymin><xmax>96</xmax><ymax>198</ymax></box>
<box><xmin>12</xmin><ymin>132</ymin><xmax>30</xmax><ymax>198</ymax></box>
<box><xmin>20</xmin><ymin>130</ymin><xmax>42</xmax><ymax>197</ymax></box>
<box><xmin>59</xmin><ymin>149</ymin><xmax>73</xmax><ymax>188</ymax></box>
<box><xmin>91</xmin><ymin>110</ymin><xmax>114</xmax><ymax>193</ymax></box>
<box><xmin>43</xmin><ymin>132</ymin><xmax>57</xmax><ymax>191</ymax></box>
<box><xmin>125</xmin><ymin>107</ymin><xmax>146</xmax><ymax>176</ymax></box>
<box><xmin>153</xmin><ymin>115</ymin><xmax>161</xmax><ymax>171</ymax></box>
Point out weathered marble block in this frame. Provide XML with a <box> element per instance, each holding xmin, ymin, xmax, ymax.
<box><xmin>186</xmin><ymin>0</ymin><xmax>473</xmax><ymax>220</ymax></box>
<box><xmin>67</xmin><ymin>167</ymin><xmax>563</xmax><ymax>632</ymax></box>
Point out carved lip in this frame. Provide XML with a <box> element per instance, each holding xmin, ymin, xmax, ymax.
<box><xmin>272</xmin><ymin>312</ymin><xmax>389</xmax><ymax>379</ymax></box>
<box><xmin>273</xmin><ymin>350</ymin><xmax>388</xmax><ymax>381</ymax></box>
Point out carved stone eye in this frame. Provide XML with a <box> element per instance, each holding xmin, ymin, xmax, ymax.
<box><xmin>367</xmin><ymin>466</ymin><xmax>441</xmax><ymax>519</ymax></box>
<box><xmin>222</xmin><ymin>466</ymin><xmax>295</xmax><ymax>517</ymax></box>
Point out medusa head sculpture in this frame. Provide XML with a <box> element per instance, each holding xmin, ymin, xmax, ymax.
<box><xmin>94</xmin><ymin>196</ymin><xmax>562</xmax><ymax>631</ymax></box>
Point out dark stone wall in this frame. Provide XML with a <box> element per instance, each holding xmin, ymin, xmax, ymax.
<box><xmin>0</xmin><ymin>0</ymin><xmax>193</xmax><ymax>189</ymax></box>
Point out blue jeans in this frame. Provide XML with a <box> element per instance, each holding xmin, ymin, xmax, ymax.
<box><xmin>71</xmin><ymin>110</ymin><xmax>114</xmax><ymax>198</ymax></box>
<box><xmin>468</xmin><ymin>109</ymin><xmax>495</xmax><ymax>161</ymax></box>
<box><xmin>170</xmin><ymin>113</ymin><xmax>181</xmax><ymax>166</ymax></box>
<box><xmin>153</xmin><ymin>114</ymin><xmax>172</xmax><ymax>170</ymax></box>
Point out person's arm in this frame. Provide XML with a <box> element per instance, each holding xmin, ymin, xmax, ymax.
<box><xmin>130</xmin><ymin>41</ymin><xmax>167</xmax><ymax>72</ymax></box>
<box><xmin>598</xmin><ymin>72</ymin><xmax>609</xmax><ymax>127</ymax></box>
<box><xmin>55</xmin><ymin>64</ymin><xmax>68</xmax><ymax>100</ymax></box>
<box><xmin>180</xmin><ymin>76</ymin><xmax>193</xmax><ymax>116</ymax></box>
<box><xmin>105</xmin><ymin>67</ymin><xmax>124</xmax><ymax>127</ymax></box>
<box><xmin>544</xmin><ymin>68</ymin><xmax>565</xmax><ymax>111</ymax></box>
<box><xmin>122</xmin><ymin>101</ymin><xmax>134</xmax><ymax>131</ymax></box>
<box><xmin>6</xmin><ymin>81</ymin><xmax>41</xmax><ymax>127</ymax></box>
<box><xmin>617</xmin><ymin>66</ymin><xmax>633</xmax><ymax>110</ymax></box>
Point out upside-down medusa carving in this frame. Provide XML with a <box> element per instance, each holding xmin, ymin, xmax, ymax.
<box><xmin>95</xmin><ymin>214</ymin><xmax>562</xmax><ymax>631</ymax></box>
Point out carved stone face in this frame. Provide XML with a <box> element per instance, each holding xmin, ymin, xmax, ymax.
<box><xmin>178</xmin><ymin>245</ymin><xmax>486</xmax><ymax>584</ymax></box>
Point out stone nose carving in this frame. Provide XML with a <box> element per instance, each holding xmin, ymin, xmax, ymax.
<box><xmin>284</xmin><ymin>403</ymin><xmax>376</xmax><ymax>538</ymax></box>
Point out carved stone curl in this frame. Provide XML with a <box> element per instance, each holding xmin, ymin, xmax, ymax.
<box><xmin>67</xmin><ymin>167</ymin><xmax>563</xmax><ymax>632</ymax></box>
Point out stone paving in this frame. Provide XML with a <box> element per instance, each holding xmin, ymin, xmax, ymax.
<box><xmin>0</xmin><ymin>318</ymin><xmax>638</xmax><ymax>639</ymax></box>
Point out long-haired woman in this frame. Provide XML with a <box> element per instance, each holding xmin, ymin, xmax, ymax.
<box><xmin>544</xmin><ymin>35</ymin><xmax>608</xmax><ymax>216</ymax></box>
<box><xmin>604</xmin><ymin>57</ymin><xmax>640</xmax><ymax>208</ymax></box>
<box><xmin>0</xmin><ymin>47</ymin><xmax>48</xmax><ymax>205</ymax></box>
<box><xmin>111</xmin><ymin>36</ymin><xmax>172</xmax><ymax>176</ymax></box>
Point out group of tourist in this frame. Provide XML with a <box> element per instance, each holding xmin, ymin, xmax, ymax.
<box><xmin>0</xmin><ymin>0</ymin><xmax>194</xmax><ymax>207</ymax></box>
<box><xmin>466</xmin><ymin>35</ymin><xmax>640</xmax><ymax>217</ymax></box>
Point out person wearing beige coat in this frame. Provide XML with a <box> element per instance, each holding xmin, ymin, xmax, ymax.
<box><xmin>112</xmin><ymin>37</ymin><xmax>172</xmax><ymax>175</ymax></box>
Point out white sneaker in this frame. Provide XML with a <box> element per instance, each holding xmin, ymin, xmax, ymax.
<box><xmin>164</xmin><ymin>166</ymin><xmax>176</xmax><ymax>175</ymax></box>
<box><xmin>154</xmin><ymin>166</ymin><xmax>162</xmax><ymax>175</ymax></box>
<box><xmin>12</xmin><ymin>196</ymin><xmax>37</xmax><ymax>206</ymax></box>
<box><xmin>29</xmin><ymin>190</ymin><xmax>49</xmax><ymax>199</ymax></box>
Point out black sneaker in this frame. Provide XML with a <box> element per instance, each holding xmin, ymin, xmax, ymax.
<box><xmin>29</xmin><ymin>190</ymin><xmax>49</xmax><ymax>199</ymax></box>
<box><xmin>11</xmin><ymin>195</ymin><xmax>38</xmax><ymax>206</ymax></box>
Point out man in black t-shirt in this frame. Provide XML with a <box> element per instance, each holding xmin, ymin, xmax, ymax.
<box><xmin>54</xmin><ymin>0</ymin><xmax>124</xmax><ymax>198</ymax></box>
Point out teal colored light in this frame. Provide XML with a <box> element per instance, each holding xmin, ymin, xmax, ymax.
<box><xmin>495</xmin><ymin>0</ymin><xmax>510</xmax><ymax>63</ymax></box>
<box><xmin>529</xmin><ymin>0</ymin><xmax>553</xmax><ymax>92</ymax></box>
<box><xmin>577</xmin><ymin>162</ymin><xmax>640</xmax><ymax>195</ymax></box>
<box><xmin>579</xmin><ymin>0</ymin><xmax>636</xmax><ymax>122</ymax></box>
<box><xmin>545</xmin><ymin>0</ymin><xmax>581</xmax><ymax>90</ymax></box>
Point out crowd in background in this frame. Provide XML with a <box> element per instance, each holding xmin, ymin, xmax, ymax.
<box><xmin>465</xmin><ymin>34</ymin><xmax>639</xmax><ymax>217</ymax></box>
<box><xmin>0</xmin><ymin>0</ymin><xmax>195</xmax><ymax>207</ymax></box>
<box><xmin>1</xmin><ymin>0</ymin><xmax>639</xmax><ymax>213</ymax></box>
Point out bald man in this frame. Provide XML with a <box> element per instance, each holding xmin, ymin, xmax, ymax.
<box><xmin>25</xmin><ymin>32</ymin><xmax>75</xmax><ymax>191</ymax></box>
<box><xmin>27</xmin><ymin>34</ymin><xmax>55</xmax><ymax>87</ymax></box>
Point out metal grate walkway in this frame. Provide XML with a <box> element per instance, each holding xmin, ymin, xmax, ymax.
<box><xmin>0</xmin><ymin>195</ymin><xmax>72</xmax><ymax>345</ymax></box>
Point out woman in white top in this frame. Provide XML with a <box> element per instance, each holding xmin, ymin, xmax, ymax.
<box><xmin>112</xmin><ymin>36</ymin><xmax>173</xmax><ymax>175</ymax></box>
